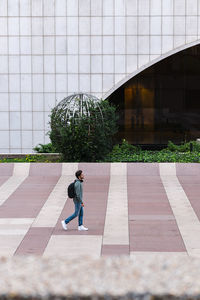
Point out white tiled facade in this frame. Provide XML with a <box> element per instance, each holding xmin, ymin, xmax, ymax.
<box><xmin>0</xmin><ymin>0</ymin><xmax>200</xmax><ymax>153</ymax></box>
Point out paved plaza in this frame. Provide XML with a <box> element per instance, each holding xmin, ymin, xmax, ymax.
<box><xmin>0</xmin><ymin>162</ymin><xmax>200</xmax><ymax>258</ymax></box>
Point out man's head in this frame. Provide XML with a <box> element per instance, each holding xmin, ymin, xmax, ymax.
<box><xmin>75</xmin><ymin>170</ymin><xmax>84</xmax><ymax>180</ymax></box>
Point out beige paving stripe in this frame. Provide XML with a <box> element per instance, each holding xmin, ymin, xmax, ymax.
<box><xmin>0</xmin><ymin>218</ymin><xmax>34</xmax><ymax>235</ymax></box>
<box><xmin>0</xmin><ymin>235</ymin><xmax>26</xmax><ymax>256</ymax></box>
<box><xmin>0</xmin><ymin>163</ymin><xmax>30</xmax><ymax>206</ymax></box>
<box><xmin>0</xmin><ymin>229</ymin><xmax>31</xmax><ymax>235</ymax></box>
<box><xmin>32</xmin><ymin>163</ymin><xmax>78</xmax><ymax>227</ymax></box>
<box><xmin>160</xmin><ymin>163</ymin><xmax>200</xmax><ymax>258</ymax></box>
<box><xmin>0</xmin><ymin>218</ymin><xmax>34</xmax><ymax>225</ymax></box>
<box><xmin>103</xmin><ymin>163</ymin><xmax>129</xmax><ymax>245</ymax></box>
<box><xmin>0</xmin><ymin>218</ymin><xmax>34</xmax><ymax>256</ymax></box>
<box><xmin>43</xmin><ymin>235</ymin><xmax>102</xmax><ymax>258</ymax></box>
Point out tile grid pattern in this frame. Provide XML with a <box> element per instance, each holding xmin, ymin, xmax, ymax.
<box><xmin>0</xmin><ymin>163</ymin><xmax>200</xmax><ymax>257</ymax></box>
<box><xmin>0</xmin><ymin>0</ymin><xmax>200</xmax><ymax>152</ymax></box>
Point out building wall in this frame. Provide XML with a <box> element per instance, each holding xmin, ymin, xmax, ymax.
<box><xmin>0</xmin><ymin>0</ymin><xmax>200</xmax><ymax>153</ymax></box>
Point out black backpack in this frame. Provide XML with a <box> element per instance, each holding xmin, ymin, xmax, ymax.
<box><xmin>68</xmin><ymin>181</ymin><xmax>76</xmax><ymax>198</ymax></box>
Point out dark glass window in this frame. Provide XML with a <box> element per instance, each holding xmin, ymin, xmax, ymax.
<box><xmin>108</xmin><ymin>44</ymin><xmax>200</xmax><ymax>145</ymax></box>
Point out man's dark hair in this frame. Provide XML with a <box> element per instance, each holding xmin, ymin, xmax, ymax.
<box><xmin>75</xmin><ymin>170</ymin><xmax>82</xmax><ymax>179</ymax></box>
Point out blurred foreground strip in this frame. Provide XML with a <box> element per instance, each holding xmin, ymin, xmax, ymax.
<box><xmin>0</xmin><ymin>255</ymin><xmax>199</xmax><ymax>299</ymax></box>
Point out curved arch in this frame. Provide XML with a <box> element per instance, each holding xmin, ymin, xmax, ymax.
<box><xmin>103</xmin><ymin>39</ymin><xmax>200</xmax><ymax>100</ymax></box>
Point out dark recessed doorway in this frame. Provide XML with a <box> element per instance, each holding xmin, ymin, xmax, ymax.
<box><xmin>107</xmin><ymin>44</ymin><xmax>200</xmax><ymax>146</ymax></box>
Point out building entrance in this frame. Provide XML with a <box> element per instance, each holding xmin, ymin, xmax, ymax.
<box><xmin>108</xmin><ymin>44</ymin><xmax>200</xmax><ymax>145</ymax></box>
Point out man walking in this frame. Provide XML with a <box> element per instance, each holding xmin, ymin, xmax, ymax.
<box><xmin>61</xmin><ymin>170</ymin><xmax>88</xmax><ymax>231</ymax></box>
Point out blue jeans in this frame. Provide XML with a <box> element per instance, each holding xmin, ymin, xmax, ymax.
<box><xmin>65</xmin><ymin>199</ymin><xmax>83</xmax><ymax>226</ymax></box>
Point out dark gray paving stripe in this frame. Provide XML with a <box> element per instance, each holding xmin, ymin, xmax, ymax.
<box><xmin>101</xmin><ymin>245</ymin><xmax>129</xmax><ymax>256</ymax></box>
<box><xmin>0</xmin><ymin>163</ymin><xmax>14</xmax><ymax>176</ymax></box>
<box><xmin>128</xmin><ymin>163</ymin><xmax>186</xmax><ymax>252</ymax></box>
<box><xmin>14</xmin><ymin>227</ymin><xmax>53</xmax><ymax>256</ymax></box>
<box><xmin>129</xmin><ymin>215</ymin><xmax>175</xmax><ymax>221</ymax></box>
<box><xmin>0</xmin><ymin>164</ymin><xmax>30</xmax><ymax>207</ymax></box>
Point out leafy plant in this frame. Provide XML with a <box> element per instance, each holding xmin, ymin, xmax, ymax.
<box><xmin>167</xmin><ymin>140</ymin><xmax>200</xmax><ymax>152</ymax></box>
<box><xmin>33</xmin><ymin>143</ymin><xmax>56</xmax><ymax>153</ymax></box>
<box><xmin>102</xmin><ymin>140</ymin><xmax>200</xmax><ymax>163</ymax></box>
<box><xmin>105</xmin><ymin>139</ymin><xmax>140</xmax><ymax>161</ymax></box>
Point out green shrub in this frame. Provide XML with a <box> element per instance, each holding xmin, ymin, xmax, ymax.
<box><xmin>0</xmin><ymin>154</ymin><xmax>60</xmax><ymax>163</ymax></box>
<box><xmin>103</xmin><ymin>140</ymin><xmax>200</xmax><ymax>163</ymax></box>
<box><xmin>118</xmin><ymin>139</ymin><xmax>140</xmax><ymax>154</ymax></box>
<box><xmin>49</xmin><ymin>100</ymin><xmax>118</xmax><ymax>162</ymax></box>
<box><xmin>167</xmin><ymin>140</ymin><xmax>200</xmax><ymax>152</ymax></box>
<box><xmin>33</xmin><ymin>143</ymin><xmax>56</xmax><ymax>153</ymax></box>
<box><xmin>104</xmin><ymin>139</ymin><xmax>140</xmax><ymax>161</ymax></box>
<box><xmin>103</xmin><ymin>150</ymin><xmax>200</xmax><ymax>163</ymax></box>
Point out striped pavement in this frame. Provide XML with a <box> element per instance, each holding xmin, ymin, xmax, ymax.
<box><xmin>0</xmin><ymin>163</ymin><xmax>200</xmax><ymax>258</ymax></box>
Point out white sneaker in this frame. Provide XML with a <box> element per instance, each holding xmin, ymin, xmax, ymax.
<box><xmin>61</xmin><ymin>220</ymin><xmax>67</xmax><ymax>230</ymax></box>
<box><xmin>78</xmin><ymin>225</ymin><xmax>88</xmax><ymax>231</ymax></box>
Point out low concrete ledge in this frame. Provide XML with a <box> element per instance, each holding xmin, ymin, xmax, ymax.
<box><xmin>0</xmin><ymin>255</ymin><xmax>200</xmax><ymax>300</ymax></box>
